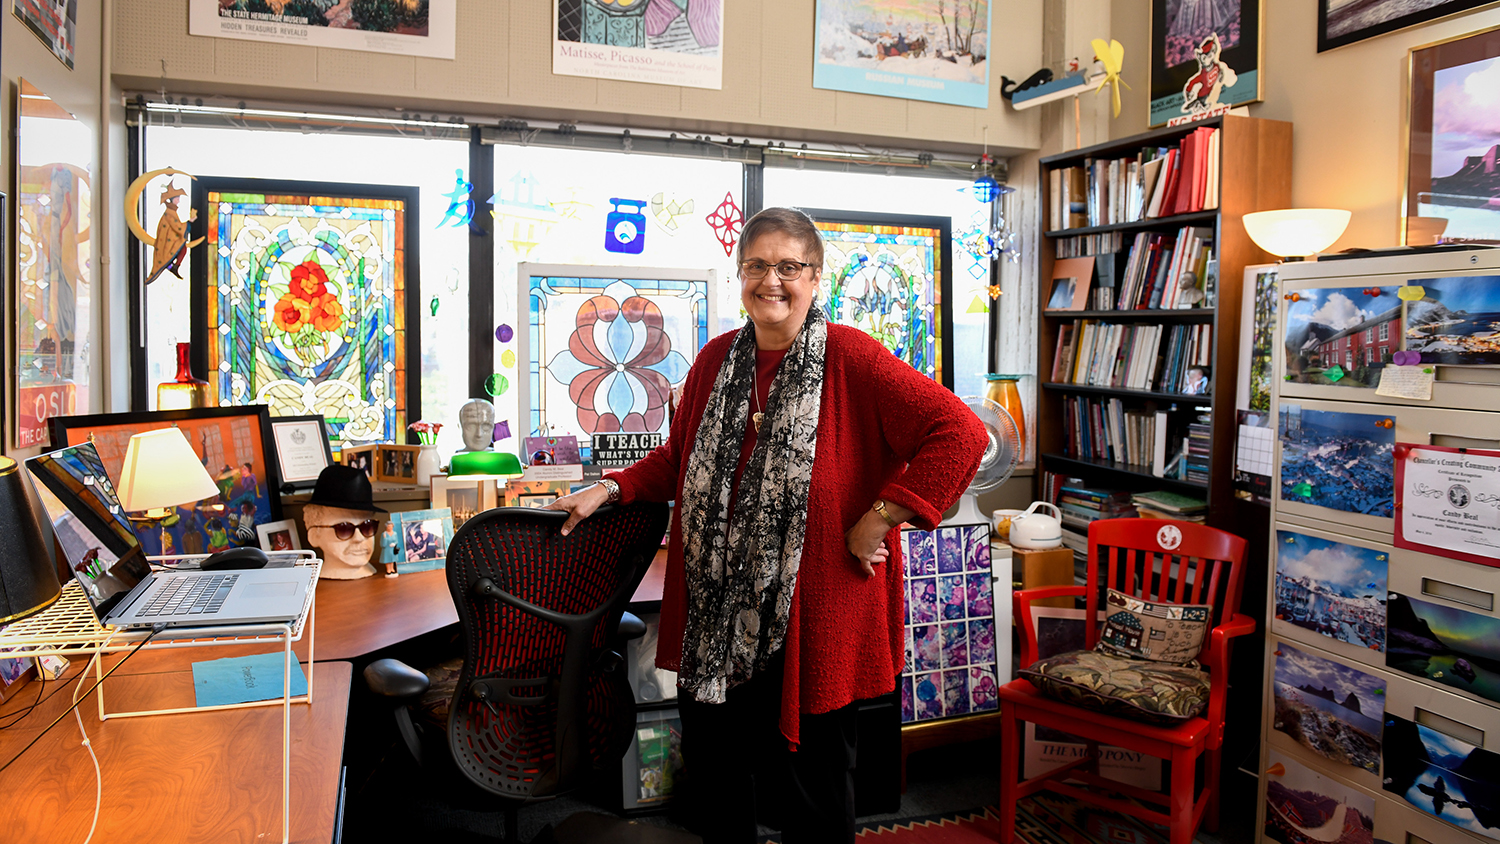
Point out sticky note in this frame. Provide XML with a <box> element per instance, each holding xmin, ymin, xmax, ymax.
<box><xmin>1398</xmin><ymin>286</ymin><xmax>1426</xmax><ymax>301</ymax></box>
<box><xmin>1325</xmin><ymin>365</ymin><xmax>1345</xmax><ymax>382</ymax></box>
<box><xmin>1376</xmin><ymin>366</ymin><xmax>1434</xmax><ymax>401</ymax></box>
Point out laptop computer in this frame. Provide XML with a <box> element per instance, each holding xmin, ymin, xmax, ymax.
<box><xmin>25</xmin><ymin>442</ymin><xmax>315</xmax><ymax>630</ymax></box>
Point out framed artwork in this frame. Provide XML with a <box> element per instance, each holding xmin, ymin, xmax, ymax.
<box><xmin>393</xmin><ymin>508</ymin><xmax>453</xmax><ymax>573</ymax></box>
<box><xmin>503</xmin><ymin>479</ymin><xmax>571</xmax><ymax>507</ymax></box>
<box><xmin>13</xmin><ymin>0</ymin><xmax>77</xmax><ymax>68</ymax></box>
<box><xmin>1149</xmin><ymin>0</ymin><xmax>1262</xmax><ymax>127</ymax></box>
<box><xmin>429</xmin><ymin>473</ymin><xmax>498</xmax><ymax>531</ymax></box>
<box><xmin>190</xmin><ymin>177</ymin><xmax>420</xmax><ymax>453</ymax></box>
<box><xmin>1322</xmin><ymin>0</ymin><xmax>1498</xmax><ymax>52</ymax></box>
<box><xmin>1044</xmin><ymin>257</ymin><xmax>1095</xmax><ymax>313</ymax></box>
<box><xmin>552</xmin><ymin>0</ymin><xmax>723</xmax><ymax>88</ymax></box>
<box><xmin>518</xmin><ymin>263</ymin><xmax>714</xmax><ymax>440</ymax></box>
<box><xmin>15</xmin><ymin>79</ymin><xmax>93</xmax><ymax>449</ymax></box>
<box><xmin>810</xmin><ymin>0</ymin><xmax>992</xmax><ymax>108</ymax></box>
<box><xmin>255</xmin><ymin>519</ymin><xmax>302</xmax><ymax>552</ymax></box>
<box><xmin>189</xmin><ymin>0</ymin><xmax>457</xmax><ymax>59</ymax></box>
<box><xmin>898</xmin><ymin>523</ymin><xmax>998</xmax><ymax>724</ymax></box>
<box><xmin>46</xmin><ymin>405</ymin><xmax>283</xmax><ymax>556</ymax></box>
<box><xmin>802</xmin><ymin>209</ymin><xmax>954</xmax><ymax>390</ymax></box>
<box><xmin>1403</xmin><ymin>25</ymin><xmax>1500</xmax><ymax>245</ymax></box>
<box><xmin>268</xmin><ymin>415</ymin><xmax>333</xmax><ymax>491</ymax></box>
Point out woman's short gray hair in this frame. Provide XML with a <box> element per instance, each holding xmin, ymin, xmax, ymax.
<box><xmin>736</xmin><ymin>207</ymin><xmax>824</xmax><ymax>269</ymax></box>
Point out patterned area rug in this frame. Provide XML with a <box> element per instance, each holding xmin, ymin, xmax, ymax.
<box><xmin>757</xmin><ymin>794</ymin><xmax>1171</xmax><ymax>844</ymax></box>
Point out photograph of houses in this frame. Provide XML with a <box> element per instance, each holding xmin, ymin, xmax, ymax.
<box><xmin>1405</xmin><ymin>276</ymin><xmax>1500</xmax><ymax>366</ymax></box>
<box><xmin>1272</xmin><ymin>642</ymin><xmax>1384</xmax><ymax>772</ymax></box>
<box><xmin>1273</xmin><ymin>530</ymin><xmax>1387</xmax><ymax>652</ymax></box>
<box><xmin>1279</xmin><ymin>405</ymin><xmax>1396</xmax><ymax>518</ymax></box>
<box><xmin>1283</xmin><ymin>286</ymin><xmax>1402</xmax><ymax>388</ymax></box>
<box><xmin>1383</xmin><ymin>713</ymin><xmax>1500</xmax><ymax>841</ymax></box>
<box><xmin>1387</xmin><ymin>592</ymin><xmax>1500</xmax><ymax>705</ymax></box>
<box><xmin>1264</xmin><ymin>749</ymin><xmax>1376</xmax><ymax>844</ymax></box>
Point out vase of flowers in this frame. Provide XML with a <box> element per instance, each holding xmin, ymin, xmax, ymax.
<box><xmin>410</xmin><ymin>421</ymin><xmax>444</xmax><ymax>488</ymax></box>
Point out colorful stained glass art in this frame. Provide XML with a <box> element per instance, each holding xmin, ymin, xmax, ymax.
<box><xmin>201</xmin><ymin>184</ymin><xmax>414</xmax><ymax>450</ymax></box>
<box><xmin>901</xmin><ymin>523</ymin><xmax>997</xmax><ymax>723</ymax></box>
<box><xmin>705</xmin><ymin>191</ymin><xmax>743</xmax><ymax>257</ymax></box>
<box><xmin>815</xmin><ymin>220</ymin><xmax>942</xmax><ymax>382</ymax></box>
<box><xmin>520</xmin><ymin>266</ymin><xmax>714</xmax><ymax>438</ymax></box>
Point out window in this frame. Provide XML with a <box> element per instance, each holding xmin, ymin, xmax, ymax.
<box><xmin>1346</xmin><ymin>350</ymin><xmax>1353</xmax><ymax>368</ymax></box>
<box><xmin>1380</xmin><ymin>321</ymin><xmax>1389</xmax><ymax>341</ymax></box>
<box><xmin>1365</xmin><ymin>327</ymin><xmax>1373</xmax><ymax>342</ymax></box>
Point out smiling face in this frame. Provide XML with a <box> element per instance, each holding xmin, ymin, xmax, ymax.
<box><xmin>739</xmin><ymin>229</ymin><xmax>820</xmax><ymax>350</ymax></box>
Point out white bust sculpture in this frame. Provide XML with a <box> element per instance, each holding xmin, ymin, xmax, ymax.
<box><xmin>302</xmin><ymin>465</ymin><xmax>385</xmax><ymax>580</ymax></box>
<box><xmin>458</xmin><ymin>398</ymin><xmax>496</xmax><ymax>453</ymax></box>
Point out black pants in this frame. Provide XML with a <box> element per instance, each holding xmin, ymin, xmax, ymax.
<box><xmin>677</xmin><ymin>653</ymin><xmax>859</xmax><ymax>844</ymax></box>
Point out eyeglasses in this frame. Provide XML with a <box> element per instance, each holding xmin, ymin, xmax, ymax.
<box><xmin>738</xmin><ymin>259</ymin><xmax>815</xmax><ymax>280</ymax></box>
<box><xmin>310</xmin><ymin>520</ymin><xmax>378</xmax><ymax>540</ymax></box>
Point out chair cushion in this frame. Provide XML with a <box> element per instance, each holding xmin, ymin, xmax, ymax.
<box><xmin>1019</xmin><ymin>650</ymin><xmax>1210</xmax><ymax>726</ymax></box>
<box><xmin>1094</xmin><ymin>588</ymin><xmax>1211</xmax><ymax>665</ymax></box>
<box><xmin>415</xmin><ymin>655</ymin><xmax>465</xmax><ymax>726</ymax></box>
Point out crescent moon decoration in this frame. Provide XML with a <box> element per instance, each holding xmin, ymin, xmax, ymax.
<box><xmin>124</xmin><ymin>167</ymin><xmax>205</xmax><ymax>285</ymax></box>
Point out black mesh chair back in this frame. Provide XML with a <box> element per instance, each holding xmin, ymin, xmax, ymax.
<box><xmin>443</xmin><ymin>502</ymin><xmax>668</xmax><ymax>802</ymax></box>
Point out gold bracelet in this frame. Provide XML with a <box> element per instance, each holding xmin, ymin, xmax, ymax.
<box><xmin>872</xmin><ymin>499</ymin><xmax>898</xmax><ymax>528</ymax></box>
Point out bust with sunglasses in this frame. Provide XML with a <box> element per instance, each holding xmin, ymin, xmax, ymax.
<box><xmin>303</xmin><ymin>465</ymin><xmax>387</xmax><ymax>579</ymax></box>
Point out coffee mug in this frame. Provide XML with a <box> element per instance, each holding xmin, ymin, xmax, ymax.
<box><xmin>992</xmin><ymin>509</ymin><xmax>1024</xmax><ymax>540</ymax></box>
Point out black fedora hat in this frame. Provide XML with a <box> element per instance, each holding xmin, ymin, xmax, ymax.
<box><xmin>306</xmin><ymin>465</ymin><xmax>386</xmax><ymax>513</ymax></box>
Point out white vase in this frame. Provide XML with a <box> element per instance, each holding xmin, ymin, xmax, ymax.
<box><xmin>415</xmin><ymin>443</ymin><xmax>441</xmax><ymax>488</ymax></box>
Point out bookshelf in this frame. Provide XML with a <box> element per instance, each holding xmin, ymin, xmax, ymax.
<box><xmin>1035</xmin><ymin>115</ymin><xmax>1292</xmax><ymax>527</ymax></box>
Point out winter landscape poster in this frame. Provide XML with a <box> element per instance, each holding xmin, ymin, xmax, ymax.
<box><xmin>1405</xmin><ymin>276</ymin><xmax>1500</xmax><ymax>366</ymax></box>
<box><xmin>1282</xmin><ymin>286</ymin><xmax>1402</xmax><ymax>388</ymax></box>
<box><xmin>1273</xmin><ymin>530</ymin><xmax>1387</xmax><ymax>652</ymax></box>
<box><xmin>812</xmin><ymin>0</ymin><xmax>991</xmax><ymax>108</ymax></box>
<box><xmin>1272</xmin><ymin>641</ymin><xmax>1384</xmax><ymax>772</ymax></box>
<box><xmin>1383</xmin><ymin>712</ymin><xmax>1500</xmax><ymax>840</ymax></box>
<box><xmin>1263</xmin><ymin>749</ymin><xmax>1376</xmax><ymax>844</ymax></box>
<box><xmin>1387</xmin><ymin>591</ymin><xmax>1500</xmax><ymax>705</ymax></box>
<box><xmin>1279</xmin><ymin>405</ymin><xmax>1396</xmax><ymax>518</ymax></box>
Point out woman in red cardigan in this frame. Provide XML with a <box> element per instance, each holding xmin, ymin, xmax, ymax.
<box><xmin>549</xmin><ymin>207</ymin><xmax>986</xmax><ymax>843</ymax></box>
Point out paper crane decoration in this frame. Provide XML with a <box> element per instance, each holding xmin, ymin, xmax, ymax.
<box><xmin>1090</xmin><ymin>38</ymin><xmax>1129</xmax><ymax>119</ymax></box>
<box><xmin>124</xmin><ymin>167</ymin><xmax>205</xmax><ymax>285</ymax></box>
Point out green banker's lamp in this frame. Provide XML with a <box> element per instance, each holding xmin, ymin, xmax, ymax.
<box><xmin>449</xmin><ymin>450</ymin><xmax>525</xmax><ymax>507</ymax></box>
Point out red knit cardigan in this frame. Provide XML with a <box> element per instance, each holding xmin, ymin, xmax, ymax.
<box><xmin>609</xmin><ymin>324</ymin><xmax>988</xmax><ymax>745</ymax></box>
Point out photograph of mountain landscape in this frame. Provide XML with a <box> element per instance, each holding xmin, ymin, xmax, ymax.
<box><xmin>1279</xmin><ymin>405</ymin><xmax>1396</xmax><ymax>518</ymax></box>
<box><xmin>1405</xmin><ymin>276</ymin><xmax>1500</xmax><ymax>366</ymax></box>
<box><xmin>1264</xmin><ymin>749</ymin><xmax>1376</xmax><ymax>844</ymax></box>
<box><xmin>1274</xmin><ymin>530</ymin><xmax>1387</xmax><ymax>651</ymax></box>
<box><xmin>1272</xmin><ymin>642</ymin><xmax>1384</xmax><ymax>772</ymax></box>
<box><xmin>1282</xmin><ymin>286</ymin><xmax>1402</xmax><ymax>388</ymax></box>
<box><xmin>1387</xmin><ymin>592</ymin><xmax>1500</xmax><ymax>705</ymax></box>
<box><xmin>1383</xmin><ymin>712</ymin><xmax>1500</xmax><ymax>840</ymax></box>
<box><xmin>1420</xmin><ymin>53</ymin><xmax>1500</xmax><ymax>242</ymax></box>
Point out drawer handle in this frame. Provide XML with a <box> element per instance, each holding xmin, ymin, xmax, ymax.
<box><xmin>1406</xmin><ymin>834</ymin><xmax>1433</xmax><ymax>844</ymax></box>
<box><xmin>1422</xmin><ymin>578</ymin><xmax>1494</xmax><ymax>611</ymax></box>
<box><xmin>1415</xmin><ymin>706</ymin><xmax>1484</xmax><ymax>747</ymax></box>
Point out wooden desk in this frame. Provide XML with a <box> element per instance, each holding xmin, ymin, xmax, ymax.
<box><xmin>0</xmin><ymin>661</ymin><xmax>352</xmax><ymax>843</ymax></box>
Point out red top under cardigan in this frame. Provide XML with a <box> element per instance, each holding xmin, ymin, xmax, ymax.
<box><xmin>609</xmin><ymin>324</ymin><xmax>987</xmax><ymax>746</ymax></box>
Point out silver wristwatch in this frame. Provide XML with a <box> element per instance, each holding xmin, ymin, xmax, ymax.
<box><xmin>597</xmin><ymin>478</ymin><xmax>621</xmax><ymax>503</ymax></box>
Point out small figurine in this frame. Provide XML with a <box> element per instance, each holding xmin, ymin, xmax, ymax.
<box><xmin>303</xmin><ymin>465</ymin><xmax>386</xmax><ymax>580</ymax></box>
<box><xmin>457</xmin><ymin>398</ymin><xmax>496</xmax><ymax>453</ymax></box>
<box><xmin>123</xmin><ymin>167</ymin><xmax>205</xmax><ymax>285</ymax></box>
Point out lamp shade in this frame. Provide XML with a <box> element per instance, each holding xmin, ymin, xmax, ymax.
<box><xmin>1242</xmin><ymin>209</ymin><xmax>1352</xmax><ymax>258</ymax></box>
<box><xmin>0</xmin><ymin>456</ymin><xmax>61</xmax><ymax>623</ymax></box>
<box><xmin>116</xmin><ymin>428</ymin><xmax>222</xmax><ymax>513</ymax></box>
<box><xmin>449</xmin><ymin>450</ymin><xmax>525</xmax><ymax>481</ymax></box>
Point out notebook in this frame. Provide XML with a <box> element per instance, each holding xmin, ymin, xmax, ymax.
<box><xmin>25</xmin><ymin>442</ymin><xmax>314</xmax><ymax>631</ymax></box>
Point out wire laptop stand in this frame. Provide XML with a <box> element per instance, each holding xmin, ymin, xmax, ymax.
<box><xmin>0</xmin><ymin>551</ymin><xmax>321</xmax><ymax>844</ymax></box>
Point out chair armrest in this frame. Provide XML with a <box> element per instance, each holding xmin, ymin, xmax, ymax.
<box><xmin>1204</xmin><ymin>613</ymin><xmax>1257</xmax><ymax>747</ymax></box>
<box><xmin>616</xmin><ymin>611</ymin><xmax>647</xmax><ymax>641</ymax></box>
<box><xmin>363</xmin><ymin>658</ymin><xmax>431</xmax><ymax>704</ymax></box>
<box><xmin>1014</xmin><ymin>586</ymin><xmax>1087</xmax><ymax>669</ymax></box>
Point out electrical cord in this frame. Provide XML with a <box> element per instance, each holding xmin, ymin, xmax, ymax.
<box><xmin>72</xmin><ymin>649</ymin><xmax>105</xmax><ymax>844</ymax></box>
<box><xmin>0</xmin><ymin>669</ymin><xmax>45</xmax><ymax>730</ymax></box>
<box><xmin>0</xmin><ymin>625</ymin><xmax>165</xmax><ymax>776</ymax></box>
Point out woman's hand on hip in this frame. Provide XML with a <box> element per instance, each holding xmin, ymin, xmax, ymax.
<box><xmin>845</xmin><ymin>511</ymin><xmax>893</xmax><ymax>577</ymax></box>
<box><xmin>546</xmin><ymin>483</ymin><xmax>611</xmax><ymax>536</ymax></box>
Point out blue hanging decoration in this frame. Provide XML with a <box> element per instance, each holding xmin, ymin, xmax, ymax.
<box><xmin>604</xmin><ymin>198</ymin><xmax>648</xmax><ymax>254</ymax></box>
<box><xmin>437</xmin><ymin>168</ymin><xmax>474</xmax><ymax>229</ymax></box>
<box><xmin>970</xmin><ymin>153</ymin><xmax>1015</xmax><ymax>203</ymax></box>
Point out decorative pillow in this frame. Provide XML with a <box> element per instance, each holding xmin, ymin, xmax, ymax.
<box><xmin>1095</xmin><ymin>588</ymin><xmax>1211</xmax><ymax>665</ymax></box>
<box><xmin>1019</xmin><ymin>650</ymin><xmax>1210</xmax><ymax>725</ymax></box>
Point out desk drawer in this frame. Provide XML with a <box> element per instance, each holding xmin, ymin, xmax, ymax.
<box><xmin>1373</xmin><ymin>789</ymin><xmax>1491</xmax><ymax>844</ymax></box>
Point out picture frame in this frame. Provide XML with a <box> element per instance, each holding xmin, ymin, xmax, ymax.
<box><xmin>1149</xmin><ymin>0</ymin><xmax>1262</xmax><ymax>128</ymax></box>
<box><xmin>268</xmin><ymin>415</ymin><xmax>333</xmax><ymax>492</ymax></box>
<box><xmin>1321</xmin><ymin>0</ymin><xmax>1498</xmax><ymax>53</ymax></box>
<box><xmin>1044</xmin><ymin>257</ymin><xmax>1094</xmax><ymax>312</ymax></box>
<box><xmin>503</xmin><ymin>478</ymin><xmax>571</xmax><ymax>507</ymax></box>
<box><xmin>46</xmin><ymin>405</ymin><xmax>284</xmax><ymax>555</ymax></box>
<box><xmin>517</xmin><ymin>493</ymin><xmax>560</xmax><ymax>509</ymax></box>
<box><xmin>898</xmin><ymin>523</ymin><xmax>999</xmax><ymax>725</ymax></box>
<box><xmin>342</xmin><ymin>443</ymin><xmax>421</xmax><ymax>485</ymax></box>
<box><xmin>255</xmin><ymin>518</ymin><xmax>302</xmax><ymax>552</ymax></box>
<box><xmin>429</xmin><ymin>473</ymin><xmax>498</xmax><ymax>530</ymax></box>
<box><xmin>392</xmin><ymin>508</ymin><xmax>453</xmax><ymax>574</ymax></box>
<box><xmin>1402</xmin><ymin>24</ymin><xmax>1500</xmax><ymax>245</ymax></box>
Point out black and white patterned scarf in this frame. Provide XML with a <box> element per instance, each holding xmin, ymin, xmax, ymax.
<box><xmin>677</xmin><ymin>310</ymin><xmax>827</xmax><ymax>703</ymax></box>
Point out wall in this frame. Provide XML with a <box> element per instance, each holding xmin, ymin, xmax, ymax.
<box><xmin>1109</xmin><ymin>0</ymin><xmax>1500</xmax><ymax>251</ymax></box>
<box><xmin>113</xmin><ymin>0</ymin><xmax>1042</xmax><ymax>156</ymax></box>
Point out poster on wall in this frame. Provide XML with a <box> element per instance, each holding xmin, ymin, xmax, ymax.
<box><xmin>188</xmin><ymin>0</ymin><xmax>456</xmax><ymax>59</ymax></box>
<box><xmin>1321</xmin><ymin>0</ymin><xmax>1497</xmax><ymax>53</ymax></box>
<box><xmin>811</xmin><ymin>0</ymin><xmax>992</xmax><ymax>108</ymax></box>
<box><xmin>1149</xmin><ymin>0</ymin><xmax>1262</xmax><ymax>128</ymax></box>
<box><xmin>1404</xmin><ymin>26</ymin><xmax>1500</xmax><ymax>244</ymax></box>
<box><xmin>16</xmin><ymin>79</ymin><xmax>93</xmax><ymax>450</ymax></box>
<box><xmin>13</xmin><ymin>0</ymin><xmax>76</xmax><ymax>68</ymax></box>
<box><xmin>1394</xmin><ymin>443</ymin><xmax>1500</xmax><ymax>567</ymax></box>
<box><xmin>553</xmin><ymin>0</ymin><xmax>724</xmax><ymax>89</ymax></box>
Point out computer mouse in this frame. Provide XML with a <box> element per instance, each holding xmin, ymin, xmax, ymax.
<box><xmin>200</xmin><ymin>546</ymin><xmax>270</xmax><ymax>571</ymax></box>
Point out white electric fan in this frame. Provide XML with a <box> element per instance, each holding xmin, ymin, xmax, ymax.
<box><xmin>942</xmin><ymin>396</ymin><xmax>1022</xmax><ymax>526</ymax></box>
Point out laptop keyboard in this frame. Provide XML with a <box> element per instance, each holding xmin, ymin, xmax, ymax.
<box><xmin>138</xmin><ymin>574</ymin><xmax>240</xmax><ymax>618</ymax></box>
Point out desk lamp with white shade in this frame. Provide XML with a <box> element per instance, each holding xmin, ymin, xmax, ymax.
<box><xmin>1242</xmin><ymin>209</ymin><xmax>1352</xmax><ymax>261</ymax></box>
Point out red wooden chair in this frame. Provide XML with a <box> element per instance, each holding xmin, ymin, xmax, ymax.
<box><xmin>998</xmin><ymin>518</ymin><xmax>1254</xmax><ymax>844</ymax></box>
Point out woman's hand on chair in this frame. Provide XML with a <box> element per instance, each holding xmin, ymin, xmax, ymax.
<box><xmin>546</xmin><ymin>483</ymin><xmax>611</xmax><ymax>536</ymax></box>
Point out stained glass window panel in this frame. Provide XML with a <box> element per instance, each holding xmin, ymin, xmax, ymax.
<box><xmin>202</xmin><ymin>186</ymin><xmax>411</xmax><ymax>449</ymax></box>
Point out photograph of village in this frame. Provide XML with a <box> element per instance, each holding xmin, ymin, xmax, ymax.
<box><xmin>1279</xmin><ymin>405</ymin><xmax>1396</xmax><ymax>518</ymax></box>
<box><xmin>1273</xmin><ymin>529</ymin><xmax>1388</xmax><ymax>652</ymax></box>
<box><xmin>1272</xmin><ymin>642</ymin><xmax>1384</xmax><ymax>772</ymax></box>
<box><xmin>1383</xmin><ymin>712</ymin><xmax>1500</xmax><ymax>841</ymax></box>
<box><xmin>1282</xmin><ymin>286</ymin><xmax>1402</xmax><ymax>388</ymax></box>
<box><xmin>1406</xmin><ymin>276</ymin><xmax>1500</xmax><ymax>366</ymax></box>
<box><xmin>1264</xmin><ymin>749</ymin><xmax>1376</xmax><ymax>844</ymax></box>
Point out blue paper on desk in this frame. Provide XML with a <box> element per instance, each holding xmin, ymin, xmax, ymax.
<box><xmin>192</xmin><ymin>653</ymin><xmax>308</xmax><ymax>708</ymax></box>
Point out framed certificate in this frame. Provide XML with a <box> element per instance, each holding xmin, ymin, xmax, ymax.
<box><xmin>269</xmin><ymin>416</ymin><xmax>334</xmax><ymax>491</ymax></box>
<box><xmin>1394</xmin><ymin>443</ymin><xmax>1500</xmax><ymax>568</ymax></box>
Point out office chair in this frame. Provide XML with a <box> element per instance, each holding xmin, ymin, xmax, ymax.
<box><xmin>364</xmin><ymin>502</ymin><xmax>669</xmax><ymax>841</ymax></box>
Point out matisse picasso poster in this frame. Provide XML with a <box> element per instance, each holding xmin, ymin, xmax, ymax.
<box><xmin>553</xmin><ymin>0</ymin><xmax>724</xmax><ymax>89</ymax></box>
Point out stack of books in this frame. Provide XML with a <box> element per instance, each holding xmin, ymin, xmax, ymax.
<box><xmin>1058</xmin><ymin>484</ymin><xmax>1138</xmax><ymax>531</ymax></box>
<box><xmin>1055</xmin><ymin>231</ymin><xmax>1124</xmax><ymax>259</ymax></box>
<box><xmin>1046</xmin><ymin>126</ymin><xmax>1221</xmax><ymax>231</ymax></box>
<box><xmin>1052</xmin><ymin>320</ymin><xmax>1213</xmax><ymax>396</ymax></box>
<box><xmin>1186</xmin><ymin>414</ymin><xmax>1211</xmax><ymax>484</ymax></box>
<box><xmin>1130</xmin><ymin>490</ymin><xmax>1209</xmax><ymax>523</ymax></box>
<box><xmin>1060</xmin><ymin>396</ymin><xmax>1171</xmax><ymax>475</ymax></box>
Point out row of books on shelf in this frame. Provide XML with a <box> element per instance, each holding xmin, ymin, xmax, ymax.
<box><xmin>1062</xmin><ymin>395</ymin><xmax>1171</xmax><ymax>474</ymax></box>
<box><xmin>1051</xmin><ymin>320</ymin><xmax>1214</xmax><ymax>395</ymax></box>
<box><xmin>1039</xmin><ymin>473</ymin><xmax>1210</xmax><ymax>533</ymax></box>
<box><xmin>1046</xmin><ymin>126</ymin><xmax>1221</xmax><ymax>231</ymax></box>
<box><xmin>1054</xmin><ymin>231</ymin><xmax>1123</xmax><ymax>259</ymax></box>
<box><xmin>1106</xmin><ymin>227</ymin><xmax>1214</xmax><ymax>311</ymax></box>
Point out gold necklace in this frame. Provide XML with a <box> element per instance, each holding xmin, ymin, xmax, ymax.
<box><xmin>752</xmin><ymin>366</ymin><xmax>764</xmax><ymax>433</ymax></box>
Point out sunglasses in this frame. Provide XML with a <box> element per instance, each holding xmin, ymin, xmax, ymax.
<box><xmin>312</xmin><ymin>520</ymin><xmax>378</xmax><ymax>540</ymax></box>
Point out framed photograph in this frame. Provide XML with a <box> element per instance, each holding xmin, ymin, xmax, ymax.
<box><xmin>1403</xmin><ymin>24</ymin><xmax>1500</xmax><ymax>244</ymax></box>
<box><xmin>430</xmin><ymin>473</ymin><xmax>498</xmax><ymax>531</ymax></box>
<box><xmin>342</xmin><ymin>443</ymin><xmax>420</xmax><ymax>485</ymax></box>
<box><xmin>1322</xmin><ymin>0</ymin><xmax>1498</xmax><ymax>52</ymax></box>
<box><xmin>393</xmin><ymin>508</ymin><xmax>453</xmax><ymax>574</ymax></box>
<box><xmin>1149</xmin><ymin>0</ymin><xmax>1262</xmax><ymax>127</ymax></box>
<box><xmin>47</xmin><ymin>405</ymin><xmax>283</xmax><ymax>556</ymax></box>
<box><xmin>517</xmin><ymin>493</ymin><xmax>560</xmax><ymax>509</ymax></box>
<box><xmin>1044</xmin><ymin>257</ymin><xmax>1094</xmax><ymax>312</ymax></box>
<box><xmin>503</xmin><ymin>479</ymin><xmax>571</xmax><ymax>508</ymax></box>
<box><xmin>268</xmin><ymin>415</ymin><xmax>333</xmax><ymax>491</ymax></box>
<box><xmin>255</xmin><ymin>518</ymin><xmax>302</xmax><ymax>553</ymax></box>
